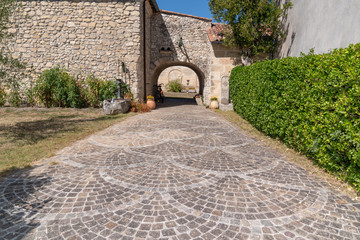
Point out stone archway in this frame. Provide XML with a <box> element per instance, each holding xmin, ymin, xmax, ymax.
<box><xmin>150</xmin><ymin>61</ymin><xmax>205</xmax><ymax>95</ymax></box>
<box><xmin>149</xmin><ymin>11</ymin><xmax>242</xmax><ymax>105</ymax></box>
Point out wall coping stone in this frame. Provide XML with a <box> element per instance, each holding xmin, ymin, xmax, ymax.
<box><xmin>159</xmin><ymin>9</ymin><xmax>212</xmax><ymax>22</ymax></box>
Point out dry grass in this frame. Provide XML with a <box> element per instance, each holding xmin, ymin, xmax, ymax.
<box><xmin>0</xmin><ymin>107</ymin><xmax>132</xmax><ymax>177</ymax></box>
<box><xmin>215</xmin><ymin>110</ymin><xmax>359</xmax><ymax>201</ymax></box>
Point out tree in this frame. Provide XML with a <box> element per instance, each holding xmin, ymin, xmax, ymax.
<box><xmin>209</xmin><ymin>0</ymin><xmax>292</xmax><ymax>59</ymax></box>
<box><xmin>0</xmin><ymin>0</ymin><xmax>25</xmax><ymax>88</ymax></box>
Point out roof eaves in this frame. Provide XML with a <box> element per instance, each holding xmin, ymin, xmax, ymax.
<box><xmin>149</xmin><ymin>0</ymin><xmax>159</xmax><ymax>12</ymax></box>
<box><xmin>159</xmin><ymin>10</ymin><xmax>212</xmax><ymax>22</ymax></box>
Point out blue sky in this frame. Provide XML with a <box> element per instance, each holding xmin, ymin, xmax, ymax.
<box><xmin>156</xmin><ymin>0</ymin><xmax>213</xmax><ymax>19</ymax></box>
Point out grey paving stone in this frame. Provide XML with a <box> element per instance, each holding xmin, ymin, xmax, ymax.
<box><xmin>0</xmin><ymin>105</ymin><xmax>359</xmax><ymax>239</ymax></box>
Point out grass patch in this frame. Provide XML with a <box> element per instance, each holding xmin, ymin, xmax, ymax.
<box><xmin>0</xmin><ymin>107</ymin><xmax>132</xmax><ymax>177</ymax></box>
<box><xmin>216</xmin><ymin>110</ymin><xmax>359</xmax><ymax>201</ymax></box>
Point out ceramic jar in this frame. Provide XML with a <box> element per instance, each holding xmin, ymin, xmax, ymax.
<box><xmin>209</xmin><ymin>100</ymin><xmax>219</xmax><ymax>109</ymax></box>
<box><xmin>147</xmin><ymin>99</ymin><xmax>156</xmax><ymax>110</ymax></box>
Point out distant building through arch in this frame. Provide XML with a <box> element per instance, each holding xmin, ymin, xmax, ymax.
<box><xmin>157</xmin><ymin>66</ymin><xmax>200</xmax><ymax>94</ymax></box>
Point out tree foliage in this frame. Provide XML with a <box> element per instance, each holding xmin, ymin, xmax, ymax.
<box><xmin>0</xmin><ymin>0</ymin><xmax>25</xmax><ymax>87</ymax></box>
<box><xmin>209</xmin><ymin>0</ymin><xmax>292</xmax><ymax>58</ymax></box>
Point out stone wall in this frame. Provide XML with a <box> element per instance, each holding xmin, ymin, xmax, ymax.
<box><xmin>9</xmin><ymin>0</ymin><xmax>144</xmax><ymax>98</ymax></box>
<box><xmin>210</xmin><ymin>44</ymin><xmax>242</xmax><ymax>105</ymax></box>
<box><xmin>279</xmin><ymin>0</ymin><xmax>360</xmax><ymax>57</ymax></box>
<box><xmin>158</xmin><ymin>66</ymin><xmax>199</xmax><ymax>93</ymax></box>
<box><xmin>8</xmin><ymin>0</ymin><xmax>242</xmax><ymax>104</ymax></box>
<box><xmin>150</xmin><ymin>11</ymin><xmax>213</xmax><ymax>102</ymax></box>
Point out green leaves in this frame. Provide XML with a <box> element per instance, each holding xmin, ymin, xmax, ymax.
<box><xmin>85</xmin><ymin>75</ymin><xmax>118</xmax><ymax>107</ymax></box>
<box><xmin>165</xmin><ymin>79</ymin><xmax>183</xmax><ymax>92</ymax></box>
<box><xmin>209</xmin><ymin>0</ymin><xmax>292</xmax><ymax>58</ymax></box>
<box><xmin>34</xmin><ymin>67</ymin><xmax>118</xmax><ymax>108</ymax></box>
<box><xmin>34</xmin><ymin>67</ymin><xmax>77</xmax><ymax>108</ymax></box>
<box><xmin>230</xmin><ymin>43</ymin><xmax>360</xmax><ymax>191</ymax></box>
<box><xmin>0</xmin><ymin>85</ymin><xmax>6</xmax><ymax>106</ymax></box>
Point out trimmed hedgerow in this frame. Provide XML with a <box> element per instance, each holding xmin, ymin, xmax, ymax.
<box><xmin>230</xmin><ymin>43</ymin><xmax>360</xmax><ymax>191</ymax></box>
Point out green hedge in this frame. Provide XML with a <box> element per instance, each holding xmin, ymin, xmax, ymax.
<box><xmin>230</xmin><ymin>43</ymin><xmax>360</xmax><ymax>191</ymax></box>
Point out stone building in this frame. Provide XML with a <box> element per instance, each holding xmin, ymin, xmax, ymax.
<box><xmin>9</xmin><ymin>0</ymin><xmax>241</xmax><ymax>106</ymax></box>
<box><xmin>157</xmin><ymin>66</ymin><xmax>199</xmax><ymax>93</ymax></box>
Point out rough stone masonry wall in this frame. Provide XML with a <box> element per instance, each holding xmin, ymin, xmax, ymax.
<box><xmin>143</xmin><ymin>0</ymin><xmax>152</xmax><ymax>97</ymax></box>
<box><xmin>150</xmin><ymin>12</ymin><xmax>213</xmax><ymax>102</ymax></box>
<box><xmin>210</xmin><ymin>44</ymin><xmax>242</xmax><ymax>106</ymax></box>
<box><xmin>9</xmin><ymin>0</ymin><xmax>143</xmax><ymax>98</ymax></box>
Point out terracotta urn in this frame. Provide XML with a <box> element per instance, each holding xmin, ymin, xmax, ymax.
<box><xmin>147</xmin><ymin>99</ymin><xmax>156</xmax><ymax>110</ymax></box>
<box><xmin>209</xmin><ymin>100</ymin><xmax>219</xmax><ymax>109</ymax></box>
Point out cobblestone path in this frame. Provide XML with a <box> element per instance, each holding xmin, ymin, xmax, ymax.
<box><xmin>1</xmin><ymin>104</ymin><xmax>359</xmax><ymax>240</ymax></box>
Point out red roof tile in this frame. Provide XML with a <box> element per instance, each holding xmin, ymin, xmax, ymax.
<box><xmin>207</xmin><ymin>23</ymin><xmax>228</xmax><ymax>43</ymax></box>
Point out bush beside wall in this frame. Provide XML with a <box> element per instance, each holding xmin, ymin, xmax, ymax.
<box><xmin>0</xmin><ymin>67</ymin><xmax>122</xmax><ymax>108</ymax></box>
<box><xmin>230</xmin><ymin>43</ymin><xmax>360</xmax><ymax>191</ymax></box>
<box><xmin>33</xmin><ymin>67</ymin><xmax>118</xmax><ymax>108</ymax></box>
<box><xmin>34</xmin><ymin>67</ymin><xmax>83</xmax><ymax>108</ymax></box>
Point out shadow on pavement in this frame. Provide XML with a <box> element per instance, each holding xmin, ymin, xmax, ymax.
<box><xmin>0</xmin><ymin>168</ymin><xmax>52</xmax><ymax>239</ymax></box>
<box><xmin>155</xmin><ymin>97</ymin><xmax>198</xmax><ymax>109</ymax></box>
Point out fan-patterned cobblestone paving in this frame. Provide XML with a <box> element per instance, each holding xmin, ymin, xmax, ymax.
<box><xmin>1</xmin><ymin>104</ymin><xmax>359</xmax><ymax>239</ymax></box>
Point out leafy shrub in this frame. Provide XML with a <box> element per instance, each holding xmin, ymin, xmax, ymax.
<box><xmin>34</xmin><ymin>68</ymin><xmax>119</xmax><ymax>108</ymax></box>
<box><xmin>0</xmin><ymin>86</ymin><xmax>6</xmax><ymax>106</ymax></box>
<box><xmin>67</xmin><ymin>78</ymin><xmax>85</xmax><ymax>108</ymax></box>
<box><xmin>84</xmin><ymin>75</ymin><xmax>117</xmax><ymax>107</ymax></box>
<box><xmin>166</xmin><ymin>79</ymin><xmax>182</xmax><ymax>92</ymax></box>
<box><xmin>99</xmin><ymin>80</ymin><xmax>117</xmax><ymax>101</ymax></box>
<box><xmin>8</xmin><ymin>89</ymin><xmax>21</xmax><ymax>107</ymax></box>
<box><xmin>25</xmin><ymin>84</ymin><xmax>36</xmax><ymax>107</ymax></box>
<box><xmin>83</xmin><ymin>75</ymin><xmax>100</xmax><ymax>107</ymax></box>
<box><xmin>27</xmin><ymin>67</ymin><xmax>127</xmax><ymax>108</ymax></box>
<box><xmin>34</xmin><ymin>67</ymin><xmax>84</xmax><ymax>108</ymax></box>
<box><xmin>230</xmin><ymin>43</ymin><xmax>360</xmax><ymax>191</ymax></box>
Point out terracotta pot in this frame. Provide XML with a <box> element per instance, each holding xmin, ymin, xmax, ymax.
<box><xmin>147</xmin><ymin>99</ymin><xmax>156</xmax><ymax>110</ymax></box>
<box><xmin>209</xmin><ymin>100</ymin><xmax>219</xmax><ymax>109</ymax></box>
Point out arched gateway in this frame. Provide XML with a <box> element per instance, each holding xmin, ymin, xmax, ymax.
<box><xmin>151</xmin><ymin>61</ymin><xmax>205</xmax><ymax>95</ymax></box>
<box><xmin>149</xmin><ymin>9</ymin><xmax>242</xmax><ymax>106</ymax></box>
<box><xmin>9</xmin><ymin>0</ymin><xmax>242</xmax><ymax>106</ymax></box>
